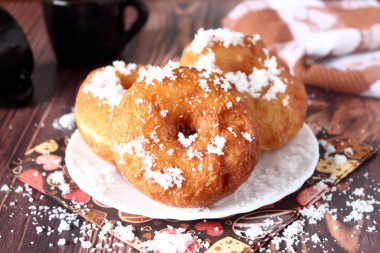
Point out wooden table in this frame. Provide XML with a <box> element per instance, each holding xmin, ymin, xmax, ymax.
<box><xmin>0</xmin><ymin>0</ymin><xmax>379</xmax><ymax>252</ymax></box>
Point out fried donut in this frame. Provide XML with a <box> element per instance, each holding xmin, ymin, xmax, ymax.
<box><xmin>75</xmin><ymin>61</ymin><xmax>150</xmax><ymax>160</ymax></box>
<box><xmin>180</xmin><ymin>28</ymin><xmax>307</xmax><ymax>151</ymax></box>
<box><xmin>111</xmin><ymin>62</ymin><xmax>261</xmax><ymax>207</ymax></box>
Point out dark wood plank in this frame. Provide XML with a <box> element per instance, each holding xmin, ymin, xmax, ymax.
<box><xmin>0</xmin><ymin>0</ymin><xmax>379</xmax><ymax>252</ymax></box>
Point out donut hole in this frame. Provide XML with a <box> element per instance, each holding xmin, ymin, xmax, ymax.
<box><xmin>176</xmin><ymin>120</ymin><xmax>197</xmax><ymax>138</ymax></box>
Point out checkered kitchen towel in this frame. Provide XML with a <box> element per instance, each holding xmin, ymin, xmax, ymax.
<box><xmin>223</xmin><ymin>0</ymin><xmax>380</xmax><ymax>98</ymax></box>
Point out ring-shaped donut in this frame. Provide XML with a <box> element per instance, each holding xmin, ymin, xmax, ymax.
<box><xmin>111</xmin><ymin>62</ymin><xmax>261</xmax><ymax>207</ymax></box>
<box><xmin>75</xmin><ymin>61</ymin><xmax>150</xmax><ymax>160</ymax></box>
<box><xmin>180</xmin><ymin>28</ymin><xmax>307</xmax><ymax>152</ymax></box>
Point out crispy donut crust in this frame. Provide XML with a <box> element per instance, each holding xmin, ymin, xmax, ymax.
<box><xmin>75</xmin><ymin>64</ymin><xmax>147</xmax><ymax>160</ymax></box>
<box><xmin>111</xmin><ymin>65</ymin><xmax>261</xmax><ymax>207</ymax></box>
<box><xmin>180</xmin><ymin>32</ymin><xmax>307</xmax><ymax>151</ymax></box>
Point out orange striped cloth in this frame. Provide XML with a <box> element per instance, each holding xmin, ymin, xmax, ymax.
<box><xmin>223</xmin><ymin>0</ymin><xmax>380</xmax><ymax>98</ymax></box>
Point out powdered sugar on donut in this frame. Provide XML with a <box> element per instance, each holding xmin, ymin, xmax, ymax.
<box><xmin>178</xmin><ymin>133</ymin><xmax>198</xmax><ymax>147</ymax></box>
<box><xmin>227</xmin><ymin>127</ymin><xmax>237</xmax><ymax>137</ymax></box>
<box><xmin>282</xmin><ymin>95</ymin><xmax>290</xmax><ymax>106</ymax></box>
<box><xmin>160</xmin><ymin>110</ymin><xmax>168</xmax><ymax>118</ymax></box>
<box><xmin>198</xmin><ymin>78</ymin><xmax>211</xmax><ymax>92</ymax></box>
<box><xmin>83</xmin><ymin>66</ymin><xmax>124</xmax><ymax>108</ymax></box>
<box><xmin>82</xmin><ymin>61</ymin><xmax>142</xmax><ymax>108</ymax></box>
<box><xmin>225</xmin><ymin>56</ymin><xmax>287</xmax><ymax>101</ymax></box>
<box><xmin>114</xmin><ymin>136</ymin><xmax>150</xmax><ymax>157</ymax></box>
<box><xmin>195</xmin><ymin>50</ymin><xmax>222</xmax><ymax>74</ymax></box>
<box><xmin>186</xmin><ymin>147</ymin><xmax>203</xmax><ymax>160</ymax></box>
<box><xmin>210</xmin><ymin>74</ymin><xmax>232</xmax><ymax>91</ymax></box>
<box><xmin>206</xmin><ymin>136</ymin><xmax>226</xmax><ymax>155</ymax></box>
<box><xmin>219</xmin><ymin>77</ymin><xmax>233</xmax><ymax>91</ymax></box>
<box><xmin>112</xmin><ymin>61</ymin><xmax>137</xmax><ymax>76</ymax></box>
<box><xmin>138</xmin><ymin>61</ymin><xmax>180</xmax><ymax>85</ymax></box>
<box><xmin>188</xmin><ymin>28</ymin><xmax>257</xmax><ymax>54</ymax></box>
<box><xmin>187</xmin><ymin>29</ymin><xmax>288</xmax><ymax>102</ymax></box>
<box><xmin>114</xmin><ymin>136</ymin><xmax>185</xmax><ymax>190</ymax></box>
<box><xmin>144</xmin><ymin>167</ymin><xmax>185</xmax><ymax>190</ymax></box>
<box><xmin>242</xmin><ymin>132</ymin><xmax>254</xmax><ymax>142</ymax></box>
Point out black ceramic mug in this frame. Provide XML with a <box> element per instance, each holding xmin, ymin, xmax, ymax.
<box><xmin>41</xmin><ymin>0</ymin><xmax>148</xmax><ymax>66</ymax></box>
<box><xmin>0</xmin><ymin>7</ymin><xmax>34</xmax><ymax>106</ymax></box>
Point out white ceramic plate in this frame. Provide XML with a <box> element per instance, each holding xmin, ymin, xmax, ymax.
<box><xmin>66</xmin><ymin>123</ymin><xmax>319</xmax><ymax>220</ymax></box>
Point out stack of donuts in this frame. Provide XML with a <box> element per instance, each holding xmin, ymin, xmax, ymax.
<box><xmin>74</xmin><ymin>28</ymin><xmax>307</xmax><ymax>208</ymax></box>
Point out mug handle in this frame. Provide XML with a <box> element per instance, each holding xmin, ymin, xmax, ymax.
<box><xmin>120</xmin><ymin>0</ymin><xmax>148</xmax><ymax>44</ymax></box>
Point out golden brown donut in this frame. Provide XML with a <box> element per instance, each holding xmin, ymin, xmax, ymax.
<box><xmin>180</xmin><ymin>28</ymin><xmax>307</xmax><ymax>151</ymax></box>
<box><xmin>75</xmin><ymin>61</ymin><xmax>150</xmax><ymax>160</ymax></box>
<box><xmin>111</xmin><ymin>62</ymin><xmax>261</xmax><ymax>207</ymax></box>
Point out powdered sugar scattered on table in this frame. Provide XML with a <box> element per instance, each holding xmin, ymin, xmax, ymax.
<box><xmin>254</xmin><ymin>175</ymin><xmax>379</xmax><ymax>252</ymax></box>
<box><xmin>1</xmin><ymin>135</ymin><xmax>377</xmax><ymax>252</ymax></box>
<box><xmin>2</xmin><ymin>150</ymin><xmax>379</xmax><ymax>251</ymax></box>
<box><xmin>144</xmin><ymin>227</ymin><xmax>199</xmax><ymax>253</ymax></box>
<box><xmin>1</xmin><ymin>181</ymin><xmax>210</xmax><ymax>252</ymax></box>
